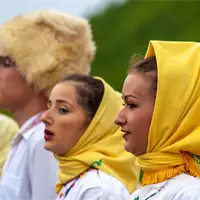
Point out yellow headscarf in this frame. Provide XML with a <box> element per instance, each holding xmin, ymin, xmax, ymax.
<box><xmin>0</xmin><ymin>114</ymin><xmax>19</xmax><ymax>176</ymax></box>
<box><xmin>55</xmin><ymin>77</ymin><xmax>138</xmax><ymax>193</ymax></box>
<box><xmin>136</xmin><ymin>41</ymin><xmax>200</xmax><ymax>186</ymax></box>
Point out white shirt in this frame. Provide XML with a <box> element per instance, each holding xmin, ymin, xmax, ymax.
<box><xmin>131</xmin><ymin>173</ymin><xmax>200</xmax><ymax>200</ymax></box>
<box><xmin>56</xmin><ymin>169</ymin><xmax>130</xmax><ymax>200</ymax></box>
<box><xmin>0</xmin><ymin>113</ymin><xmax>58</xmax><ymax>200</ymax></box>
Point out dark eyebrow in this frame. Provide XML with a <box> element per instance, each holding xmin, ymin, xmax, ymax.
<box><xmin>48</xmin><ymin>99</ymin><xmax>75</xmax><ymax>109</ymax></box>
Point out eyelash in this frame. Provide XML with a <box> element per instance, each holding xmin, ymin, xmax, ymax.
<box><xmin>59</xmin><ymin>108</ymin><xmax>69</xmax><ymax>114</ymax></box>
<box><xmin>122</xmin><ymin>103</ymin><xmax>138</xmax><ymax>109</ymax></box>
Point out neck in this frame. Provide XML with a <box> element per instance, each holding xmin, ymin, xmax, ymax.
<box><xmin>13</xmin><ymin>95</ymin><xmax>47</xmax><ymax>127</ymax></box>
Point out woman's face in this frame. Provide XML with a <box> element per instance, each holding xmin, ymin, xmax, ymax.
<box><xmin>41</xmin><ymin>82</ymin><xmax>89</xmax><ymax>156</ymax></box>
<box><xmin>115</xmin><ymin>71</ymin><xmax>156</xmax><ymax>156</ymax></box>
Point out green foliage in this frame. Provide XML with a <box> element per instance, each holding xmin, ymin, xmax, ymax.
<box><xmin>89</xmin><ymin>0</ymin><xmax>200</xmax><ymax>91</ymax></box>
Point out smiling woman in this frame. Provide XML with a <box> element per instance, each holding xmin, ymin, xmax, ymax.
<box><xmin>115</xmin><ymin>57</ymin><xmax>156</xmax><ymax>156</ymax></box>
<box><xmin>115</xmin><ymin>41</ymin><xmax>200</xmax><ymax>200</ymax></box>
<box><xmin>41</xmin><ymin>74</ymin><xmax>138</xmax><ymax>200</ymax></box>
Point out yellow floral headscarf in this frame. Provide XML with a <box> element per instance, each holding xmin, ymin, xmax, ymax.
<box><xmin>136</xmin><ymin>41</ymin><xmax>200</xmax><ymax>186</ymax></box>
<box><xmin>55</xmin><ymin>77</ymin><xmax>138</xmax><ymax>193</ymax></box>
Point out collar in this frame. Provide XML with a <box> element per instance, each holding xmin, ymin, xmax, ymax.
<box><xmin>11</xmin><ymin>112</ymin><xmax>43</xmax><ymax>146</ymax></box>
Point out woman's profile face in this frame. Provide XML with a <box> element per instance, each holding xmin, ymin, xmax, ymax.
<box><xmin>115</xmin><ymin>71</ymin><xmax>155</xmax><ymax>156</ymax></box>
<box><xmin>41</xmin><ymin>82</ymin><xmax>89</xmax><ymax>156</ymax></box>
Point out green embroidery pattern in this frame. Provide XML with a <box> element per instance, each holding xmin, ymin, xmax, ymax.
<box><xmin>139</xmin><ymin>170</ymin><xmax>143</xmax><ymax>182</ymax></box>
<box><xmin>133</xmin><ymin>181</ymin><xmax>167</xmax><ymax>200</ymax></box>
<box><xmin>192</xmin><ymin>154</ymin><xmax>200</xmax><ymax>164</ymax></box>
<box><xmin>90</xmin><ymin>159</ymin><xmax>102</xmax><ymax>168</ymax></box>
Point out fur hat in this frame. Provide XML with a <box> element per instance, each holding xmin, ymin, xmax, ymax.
<box><xmin>0</xmin><ymin>10</ymin><xmax>96</xmax><ymax>97</ymax></box>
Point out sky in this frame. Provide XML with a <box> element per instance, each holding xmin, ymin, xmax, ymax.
<box><xmin>0</xmin><ymin>0</ymin><xmax>126</xmax><ymax>23</ymax></box>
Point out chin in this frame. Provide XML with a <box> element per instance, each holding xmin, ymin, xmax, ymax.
<box><xmin>124</xmin><ymin>143</ymin><xmax>143</xmax><ymax>156</ymax></box>
<box><xmin>124</xmin><ymin>142</ymin><xmax>132</xmax><ymax>154</ymax></box>
<box><xmin>44</xmin><ymin>142</ymin><xmax>54</xmax><ymax>152</ymax></box>
<box><xmin>44</xmin><ymin>143</ymin><xmax>67</xmax><ymax>156</ymax></box>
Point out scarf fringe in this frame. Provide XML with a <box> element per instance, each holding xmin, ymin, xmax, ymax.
<box><xmin>142</xmin><ymin>164</ymin><xmax>185</xmax><ymax>186</ymax></box>
<box><xmin>142</xmin><ymin>153</ymin><xmax>200</xmax><ymax>186</ymax></box>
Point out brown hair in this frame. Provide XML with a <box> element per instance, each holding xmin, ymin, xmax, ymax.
<box><xmin>129</xmin><ymin>56</ymin><xmax>157</xmax><ymax>94</ymax></box>
<box><xmin>61</xmin><ymin>74</ymin><xmax>104</xmax><ymax>120</ymax></box>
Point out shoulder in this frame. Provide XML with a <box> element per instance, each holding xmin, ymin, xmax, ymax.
<box><xmin>62</xmin><ymin>169</ymin><xmax>130</xmax><ymax>200</ymax></box>
<box><xmin>171</xmin><ymin>174</ymin><xmax>200</xmax><ymax>200</ymax></box>
<box><xmin>81</xmin><ymin>170</ymin><xmax>129</xmax><ymax>196</ymax></box>
<box><xmin>131</xmin><ymin>173</ymin><xmax>200</xmax><ymax>200</ymax></box>
<box><xmin>173</xmin><ymin>185</ymin><xmax>200</xmax><ymax>200</ymax></box>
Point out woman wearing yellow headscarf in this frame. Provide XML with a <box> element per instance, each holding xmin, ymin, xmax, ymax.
<box><xmin>115</xmin><ymin>41</ymin><xmax>200</xmax><ymax>200</ymax></box>
<box><xmin>41</xmin><ymin>74</ymin><xmax>138</xmax><ymax>200</ymax></box>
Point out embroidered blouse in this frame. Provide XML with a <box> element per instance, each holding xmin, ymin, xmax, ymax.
<box><xmin>56</xmin><ymin>169</ymin><xmax>130</xmax><ymax>200</ymax></box>
<box><xmin>131</xmin><ymin>173</ymin><xmax>200</xmax><ymax>200</ymax></box>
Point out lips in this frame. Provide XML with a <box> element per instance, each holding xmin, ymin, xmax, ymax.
<box><xmin>121</xmin><ymin>129</ymin><xmax>130</xmax><ymax>134</ymax></box>
<box><xmin>121</xmin><ymin>129</ymin><xmax>131</xmax><ymax>141</ymax></box>
<box><xmin>44</xmin><ymin>129</ymin><xmax>55</xmax><ymax>141</ymax></box>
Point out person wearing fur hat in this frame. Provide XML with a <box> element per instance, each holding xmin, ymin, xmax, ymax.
<box><xmin>0</xmin><ymin>10</ymin><xmax>95</xmax><ymax>200</ymax></box>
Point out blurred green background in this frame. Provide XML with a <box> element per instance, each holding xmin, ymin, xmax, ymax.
<box><xmin>90</xmin><ymin>0</ymin><xmax>200</xmax><ymax>91</ymax></box>
<box><xmin>2</xmin><ymin>0</ymin><xmax>200</xmax><ymax>116</ymax></box>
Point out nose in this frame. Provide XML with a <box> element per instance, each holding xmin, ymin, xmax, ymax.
<box><xmin>114</xmin><ymin>108</ymin><xmax>126</xmax><ymax>127</ymax></box>
<box><xmin>41</xmin><ymin>110</ymin><xmax>53</xmax><ymax>126</ymax></box>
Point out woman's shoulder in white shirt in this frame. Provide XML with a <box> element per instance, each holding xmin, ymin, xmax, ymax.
<box><xmin>57</xmin><ymin>169</ymin><xmax>130</xmax><ymax>200</ymax></box>
<box><xmin>131</xmin><ymin>173</ymin><xmax>200</xmax><ymax>200</ymax></box>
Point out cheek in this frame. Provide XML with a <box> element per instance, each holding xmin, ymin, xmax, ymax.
<box><xmin>0</xmin><ymin>72</ymin><xmax>13</xmax><ymax>89</ymax></box>
<box><xmin>53</xmin><ymin>120</ymin><xmax>76</xmax><ymax>152</ymax></box>
<box><xmin>0</xmin><ymin>71</ymin><xmax>22</xmax><ymax>105</ymax></box>
<box><xmin>53</xmin><ymin>116</ymin><xmax>88</xmax><ymax>155</ymax></box>
<box><xmin>55</xmin><ymin>116</ymin><xmax>86</xmax><ymax>142</ymax></box>
<box><xmin>0</xmin><ymin>70</ymin><xmax>26</xmax><ymax>92</ymax></box>
<box><xmin>125</xmin><ymin>111</ymin><xmax>151</xmax><ymax>155</ymax></box>
<box><xmin>130</xmin><ymin>104</ymin><xmax>154</xmax><ymax>130</ymax></box>
<box><xmin>127</xmin><ymin>109</ymin><xmax>153</xmax><ymax>146</ymax></box>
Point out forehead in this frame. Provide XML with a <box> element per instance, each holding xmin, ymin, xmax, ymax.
<box><xmin>50</xmin><ymin>82</ymin><xmax>77</xmax><ymax>102</ymax></box>
<box><xmin>122</xmin><ymin>72</ymin><xmax>152</xmax><ymax>98</ymax></box>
